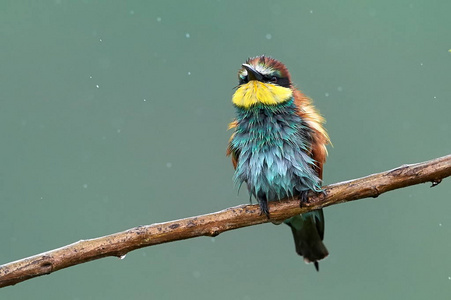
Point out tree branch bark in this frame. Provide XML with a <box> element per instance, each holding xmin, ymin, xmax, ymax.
<box><xmin>1</xmin><ymin>154</ymin><xmax>450</xmax><ymax>288</ymax></box>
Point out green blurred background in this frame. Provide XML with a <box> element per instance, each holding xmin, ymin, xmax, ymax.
<box><xmin>1</xmin><ymin>1</ymin><xmax>450</xmax><ymax>299</ymax></box>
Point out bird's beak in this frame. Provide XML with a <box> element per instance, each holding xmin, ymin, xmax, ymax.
<box><xmin>242</xmin><ymin>64</ymin><xmax>263</xmax><ymax>82</ymax></box>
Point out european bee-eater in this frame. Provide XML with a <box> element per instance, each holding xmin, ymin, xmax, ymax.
<box><xmin>227</xmin><ymin>55</ymin><xmax>330</xmax><ymax>270</ymax></box>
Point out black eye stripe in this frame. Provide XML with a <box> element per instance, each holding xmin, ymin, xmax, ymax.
<box><xmin>263</xmin><ymin>75</ymin><xmax>290</xmax><ymax>88</ymax></box>
<box><xmin>238</xmin><ymin>74</ymin><xmax>290</xmax><ymax>88</ymax></box>
<box><xmin>276</xmin><ymin>77</ymin><xmax>290</xmax><ymax>88</ymax></box>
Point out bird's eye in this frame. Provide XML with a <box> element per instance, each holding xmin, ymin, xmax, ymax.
<box><xmin>270</xmin><ymin>76</ymin><xmax>278</xmax><ymax>83</ymax></box>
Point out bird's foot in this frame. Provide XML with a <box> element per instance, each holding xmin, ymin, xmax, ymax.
<box><xmin>260</xmin><ymin>206</ymin><xmax>270</xmax><ymax>219</ymax></box>
<box><xmin>256</xmin><ymin>196</ymin><xmax>270</xmax><ymax>219</ymax></box>
<box><xmin>257</xmin><ymin>201</ymin><xmax>270</xmax><ymax>219</ymax></box>
<box><xmin>299</xmin><ymin>190</ymin><xmax>310</xmax><ymax>207</ymax></box>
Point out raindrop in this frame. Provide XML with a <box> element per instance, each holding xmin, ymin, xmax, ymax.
<box><xmin>192</xmin><ymin>271</ymin><xmax>200</xmax><ymax>278</ymax></box>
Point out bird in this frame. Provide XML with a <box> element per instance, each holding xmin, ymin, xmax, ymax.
<box><xmin>227</xmin><ymin>55</ymin><xmax>330</xmax><ymax>271</ymax></box>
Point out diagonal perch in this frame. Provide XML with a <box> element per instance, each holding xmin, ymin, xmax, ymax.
<box><xmin>0</xmin><ymin>154</ymin><xmax>450</xmax><ymax>288</ymax></box>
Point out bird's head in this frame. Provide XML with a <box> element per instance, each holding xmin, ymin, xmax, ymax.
<box><xmin>232</xmin><ymin>55</ymin><xmax>294</xmax><ymax>108</ymax></box>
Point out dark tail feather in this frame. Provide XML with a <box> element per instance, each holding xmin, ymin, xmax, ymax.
<box><xmin>314</xmin><ymin>261</ymin><xmax>319</xmax><ymax>272</ymax></box>
<box><xmin>285</xmin><ymin>209</ymin><xmax>329</xmax><ymax>271</ymax></box>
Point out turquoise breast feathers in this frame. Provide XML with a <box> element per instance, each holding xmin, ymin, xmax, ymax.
<box><xmin>230</xmin><ymin>99</ymin><xmax>322</xmax><ymax>213</ymax></box>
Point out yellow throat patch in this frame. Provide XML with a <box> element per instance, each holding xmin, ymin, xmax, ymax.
<box><xmin>232</xmin><ymin>81</ymin><xmax>293</xmax><ymax>108</ymax></box>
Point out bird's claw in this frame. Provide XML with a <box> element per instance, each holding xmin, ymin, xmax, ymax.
<box><xmin>260</xmin><ymin>208</ymin><xmax>270</xmax><ymax>219</ymax></box>
<box><xmin>299</xmin><ymin>190</ymin><xmax>310</xmax><ymax>207</ymax></box>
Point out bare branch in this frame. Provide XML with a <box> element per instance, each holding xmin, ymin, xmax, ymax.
<box><xmin>1</xmin><ymin>154</ymin><xmax>450</xmax><ymax>288</ymax></box>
